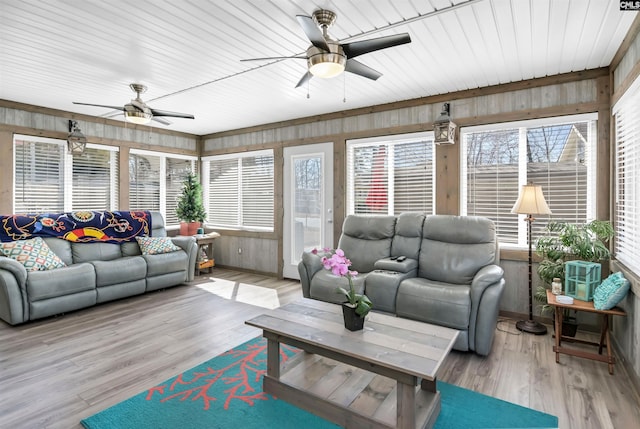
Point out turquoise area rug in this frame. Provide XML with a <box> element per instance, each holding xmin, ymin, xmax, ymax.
<box><xmin>81</xmin><ymin>337</ymin><xmax>558</xmax><ymax>429</ymax></box>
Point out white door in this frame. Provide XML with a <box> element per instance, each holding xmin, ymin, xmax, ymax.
<box><xmin>283</xmin><ymin>143</ymin><xmax>334</xmax><ymax>279</ymax></box>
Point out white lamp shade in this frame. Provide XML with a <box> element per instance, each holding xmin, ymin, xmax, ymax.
<box><xmin>511</xmin><ymin>184</ymin><xmax>552</xmax><ymax>215</ymax></box>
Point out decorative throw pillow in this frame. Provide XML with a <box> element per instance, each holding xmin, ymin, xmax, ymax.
<box><xmin>593</xmin><ymin>272</ymin><xmax>630</xmax><ymax>310</ymax></box>
<box><xmin>135</xmin><ymin>236</ymin><xmax>182</xmax><ymax>255</ymax></box>
<box><xmin>0</xmin><ymin>237</ymin><xmax>66</xmax><ymax>272</ymax></box>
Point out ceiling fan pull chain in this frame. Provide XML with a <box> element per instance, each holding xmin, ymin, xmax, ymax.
<box><xmin>343</xmin><ymin>73</ymin><xmax>347</xmax><ymax>103</ymax></box>
<box><xmin>307</xmin><ymin>80</ymin><xmax>310</xmax><ymax>99</ymax></box>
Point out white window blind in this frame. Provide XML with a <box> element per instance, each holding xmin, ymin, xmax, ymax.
<box><xmin>70</xmin><ymin>146</ymin><xmax>119</xmax><ymax>211</ymax></box>
<box><xmin>129</xmin><ymin>150</ymin><xmax>197</xmax><ymax>226</ymax></box>
<box><xmin>14</xmin><ymin>137</ymin><xmax>65</xmax><ymax>214</ymax></box>
<box><xmin>202</xmin><ymin>150</ymin><xmax>274</xmax><ymax>231</ymax></box>
<box><xmin>14</xmin><ymin>136</ymin><xmax>119</xmax><ymax>214</ymax></box>
<box><xmin>129</xmin><ymin>152</ymin><xmax>161</xmax><ymax>211</ymax></box>
<box><xmin>614</xmin><ymin>76</ymin><xmax>640</xmax><ymax>276</ymax></box>
<box><xmin>461</xmin><ymin>114</ymin><xmax>597</xmax><ymax>247</ymax></box>
<box><xmin>347</xmin><ymin>133</ymin><xmax>435</xmax><ymax>215</ymax></box>
<box><xmin>165</xmin><ymin>158</ymin><xmax>196</xmax><ymax>226</ymax></box>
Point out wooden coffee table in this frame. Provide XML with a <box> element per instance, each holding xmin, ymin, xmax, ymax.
<box><xmin>245</xmin><ymin>298</ymin><xmax>458</xmax><ymax>429</ymax></box>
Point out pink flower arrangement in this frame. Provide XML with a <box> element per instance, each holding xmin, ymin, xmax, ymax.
<box><xmin>312</xmin><ymin>247</ymin><xmax>372</xmax><ymax>316</ymax></box>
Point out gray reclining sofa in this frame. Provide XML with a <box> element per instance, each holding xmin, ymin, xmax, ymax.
<box><xmin>298</xmin><ymin>213</ymin><xmax>505</xmax><ymax>356</ymax></box>
<box><xmin>0</xmin><ymin>211</ymin><xmax>197</xmax><ymax>325</ymax></box>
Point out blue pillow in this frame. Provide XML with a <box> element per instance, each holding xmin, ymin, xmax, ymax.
<box><xmin>593</xmin><ymin>272</ymin><xmax>630</xmax><ymax>310</ymax></box>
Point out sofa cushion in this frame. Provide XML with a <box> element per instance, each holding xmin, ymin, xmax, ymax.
<box><xmin>391</xmin><ymin>212</ymin><xmax>424</xmax><ymax>259</ymax></box>
<box><xmin>396</xmin><ymin>277</ymin><xmax>471</xmax><ymax>330</ymax></box>
<box><xmin>72</xmin><ymin>242</ymin><xmax>122</xmax><ymax>263</ymax></box>
<box><xmin>91</xmin><ymin>256</ymin><xmax>147</xmax><ymax>287</ymax></box>
<box><xmin>337</xmin><ymin>215</ymin><xmax>396</xmax><ymax>273</ymax></box>
<box><xmin>135</xmin><ymin>236</ymin><xmax>182</xmax><ymax>255</ymax></box>
<box><xmin>43</xmin><ymin>237</ymin><xmax>73</xmax><ymax>266</ymax></box>
<box><xmin>309</xmin><ymin>269</ymin><xmax>366</xmax><ymax>305</ymax></box>
<box><xmin>0</xmin><ymin>237</ymin><xmax>66</xmax><ymax>272</ymax></box>
<box><xmin>120</xmin><ymin>241</ymin><xmax>142</xmax><ymax>257</ymax></box>
<box><xmin>144</xmin><ymin>251</ymin><xmax>189</xmax><ymax>277</ymax></box>
<box><xmin>419</xmin><ymin>216</ymin><xmax>497</xmax><ymax>284</ymax></box>
<box><xmin>26</xmin><ymin>263</ymin><xmax>96</xmax><ymax>301</ymax></box>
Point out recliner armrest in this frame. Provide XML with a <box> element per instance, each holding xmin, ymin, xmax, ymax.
<box><xmin>471</xmin><ymin>264</ymin><xmax>504</xmax><ymax>293</ymax></box>
<box><xmin>374</xmin><ymin>257</ymin><xmax>418</xmax><ymax>273</ymax></box>
<box><xmin>0</xmin><ymin>257</ymin><xmax>28</xmax><ymax>287</ymax></box>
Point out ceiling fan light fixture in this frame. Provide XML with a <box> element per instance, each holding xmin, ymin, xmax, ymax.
<box><xmin>125</xmin><ymin>110</ymin><xmax>153</xmax><ymax>125</ymax></box>
<box><xmin>308</xmin><ymin>52</ymin><xmax>346</xmax><ymax>78</ymax></box>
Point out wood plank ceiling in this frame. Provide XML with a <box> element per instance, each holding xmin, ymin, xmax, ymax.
<box><xmin>0</xmin><ymin>0</ymin><xmax>636</xmax><ymax>135</ymax></box>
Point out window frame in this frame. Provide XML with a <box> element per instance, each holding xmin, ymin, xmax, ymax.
<box><xmin>129</xmin><ymin>148</ymin><xmax>197</xmax><ymax>227</ymax></box>
<box><xmin>13</xmin><ymin>134</ymin><xmax>119</xmax><ymax>213</ymax></box>
<box><xmin>613</xmin><ymin>76</ymin><xmax>640</xmax><ymax>277</ymax></box>
<box><xmin>201</xmin><ymin>149</ymin><xmax>275</xmax><ymax>232</ymax></box>
<box><xmin>460</xmin><ymin>113</ymin><xmax>598</xmax><ymax>249</ymax></box>
<box><xmin>346</xmin><ymin>131</ymin><xmax>436</xmax><ymax>216</ymax></box>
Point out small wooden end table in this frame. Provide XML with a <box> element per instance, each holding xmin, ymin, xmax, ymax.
<box><xmin>546</xmin><ymin>290</ymin><xmax>626</xmax><ymax>375</ymax></box>
<box><xmin>194</xmin><ymin>232</ymin><xmax>220</xmax><ymax>276</ymax></box>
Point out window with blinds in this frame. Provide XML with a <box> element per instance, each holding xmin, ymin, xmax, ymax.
<box><xmin>165</xmin><ymin>158</ymin><xmax>196</xmax><ymax>226</ymax></box>
<box><xmin>14</xmin><ymin>137</ymin><xmax>65</xmax><ymax>214</ymax></box>
<box><xmin>129</xmin><ymin>150</ymin><xmax>196</xmax><ymax>225</ymax></box>
<box><xmin>614</xmin><ymin>76</ymin><xmax>640</xmax><ymax>276</ymax></box>
<box><xmin>346</xmin><ymin>133</ymin><xmax>434</xmax><ymax>215</ymax></box>
<box><xmin>202</xmin><ymin>150</ymin><xmax>274</xmax><ymax>231</ymax></box>
<box><xmin>14</xmin><ymin>136</ymin><xmax>119</xmax><ymax>214</ymax></box>
<box><xmin>129</xmin><ymin>152</ymin><xmax>161</xmax><ymax>212</ymax></box>
<box><xmin>70</xmin><ymin>146</ymin><xmax>119</xmax><ymax>211</ymax></box>
<box><xmin>461</xmin><ymin>114</ymin><xmax>597</xmax><ymax>247</ymax></box>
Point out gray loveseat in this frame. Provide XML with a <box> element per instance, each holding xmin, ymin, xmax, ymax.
<box><xmin>0</xmin><ymin>211</ymin><xmax>197</xmax><ymax>325</ymax></box>
<box><xmin>298</xmin><ymin>213</ymin><xmax>505</xmax><ymax>356</ymax></box>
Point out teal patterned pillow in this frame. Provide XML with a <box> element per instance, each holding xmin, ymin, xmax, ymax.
<box><xmin>135</xmin><ymin>236</ymin><xmax>182</xmax><ymax>255</ymax></box>
<box><xmin>0</xmin><ymin>237</ymin><xmax>66</xmax><ymax>271</ymax></box>
<box><xmin>593</xmin><ymin>272</ymin><xmax>630</xmax><ymax>310</ymax></box>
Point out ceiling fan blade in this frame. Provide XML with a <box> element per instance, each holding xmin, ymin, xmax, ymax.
<box><xmin>345</xmin><ymin>59</ymin><xmax>382</xmax><ymax>80</ymax></box>
<box><xmin>342</xmin><ymin>33</ymin><xmax>411</xmax><ymax>58</ymax></box>
<box><xmin>296</xmin><ymin>15</ymin><xmax>330</xmax><ymax>51</ymax></box>
<box><xmin>149</xmin><ymin>108</ymin><xmax>195</xmax><ymax>119</ymax></box>
<box><xmin>73</xmin><ymin>102</ymin><xmax>124</xmax><ymax>111</ymax></box>
<box><xmin>152</xmin><ymin>116</ymin><xmax>172</xmax><ymax>125</ymax></box>
<box><xmin>295</xmin><ymin>71</ymin><xmax>313</xmax><ymax>88</ymax></box>
<box><xmin>241</xmin><ymin>56</ymin><xmax>306</xmax><ymax>61</ymax></box>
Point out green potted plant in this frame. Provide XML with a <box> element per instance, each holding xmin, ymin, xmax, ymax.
<box><xmin>534</xmin><ymin>220</ymin><xmax>614</xmax><ymax>335</ymax></box>
<box><xmin>176</xmin><ymin>172</ymin><xmax>207</xmax><ymax>236</ymax></box>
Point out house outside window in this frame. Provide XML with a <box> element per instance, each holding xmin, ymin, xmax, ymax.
<box><xmin>614</xmin><ymin>77</ymin><xmax>640</xmax><ymax>276</ymax></box>
<box><xmin>202</xmin><ymin>150</ymin><xmax>274</xmax><ymax>231</ymax></box>
<box><xmin>129</xmin><ymin>149</ymin><xmax>196</xmax><ymax>226</ymax></box>
<box><xmin>13</xmin><ymin>135</ymin><xmax>119</xmax><ymax>213</ymax></box>
<box><xmin>460</xmin><ymin>114</ymin><xmax>597</xmax><ymax>247</ymax></box>
<box><xmin>346</xmin><ymin>132</ymin><xmax>435</xmax><ymax>216</ymax></box>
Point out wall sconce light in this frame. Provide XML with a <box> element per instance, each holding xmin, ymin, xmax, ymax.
<box><xmin>433</xmin><ymin>102</ymin><xmax>457</xmax><ymax>145</ymax></box>
<box><xmin>67</xmin><ymin>120</ymin><xmax>87</xmax><ymax>155</ymax></box>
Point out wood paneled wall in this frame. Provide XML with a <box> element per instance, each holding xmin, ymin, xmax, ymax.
<box><xmin>202</xmin><ymin>68</ymin><xmax>609</xmax><ymax>266</ymax></box>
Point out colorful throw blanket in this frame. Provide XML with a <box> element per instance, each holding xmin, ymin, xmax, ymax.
<box><xmin>0</xmin><ymin>211</ymin><xmax>152</xmax><ymax>243</ymax></box>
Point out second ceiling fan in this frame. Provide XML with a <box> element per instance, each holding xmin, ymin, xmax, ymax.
<box><xmin>242</xmin><ymin>9</ymin><xmax>411</xmax><ymax>88</ymax></box>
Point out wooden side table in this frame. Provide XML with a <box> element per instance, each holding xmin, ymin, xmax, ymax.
<box><xmin>546</xmin><ymin>290</ymin><xmax>626</xmax><ymax>375</ymax></box>
<box><xmin>194</xmin><ymin>232</ymin><xmax>220</xmax><ymax>276</ymax></box>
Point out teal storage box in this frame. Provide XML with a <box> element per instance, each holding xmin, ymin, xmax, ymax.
<box><xmin>565</xmin><ymin>261</ymin><xmax>601</xmax><ymax>301</ymax></box>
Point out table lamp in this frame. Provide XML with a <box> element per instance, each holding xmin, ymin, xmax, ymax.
<box><xmin>511</xmin><ymin>183</ymin><xmax>552</xmax><ymax>335</ymax></box>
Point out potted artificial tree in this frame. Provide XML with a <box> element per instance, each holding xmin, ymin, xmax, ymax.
<box><xmin>534</xmin><ymin>220</ymin><xmax>614</xmax><ymax>335</ymax></box>
<box><xmin>176</xmin><ymin>172</ymin><xmax>207</xmax><ymax>236</ymax></box>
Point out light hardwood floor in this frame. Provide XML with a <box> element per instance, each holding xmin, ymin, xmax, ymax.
<box><xmin>1</xmin><ymin>269</ymin><xmax>639</xmax><ymax>429</ymax></box>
